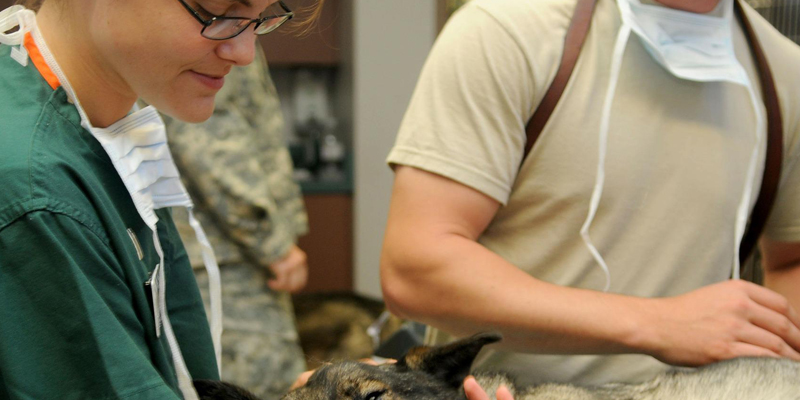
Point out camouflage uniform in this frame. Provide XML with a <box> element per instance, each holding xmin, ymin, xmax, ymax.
<box><xmin>164</xmin><ymin>48</ymin><xmax>308</xmax><ymax>400</ymax></box>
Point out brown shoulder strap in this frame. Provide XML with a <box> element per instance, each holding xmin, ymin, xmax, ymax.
<box><xmin>521</xmin><ymin>0</ymin><xmax>599</xmax><ymax>160</ymax></box>
<box><xmin>735</xmin><ymin>0</ymin><xmax>784</xmax><ymax>265</ymax></box>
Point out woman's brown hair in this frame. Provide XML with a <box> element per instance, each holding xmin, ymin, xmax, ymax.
<box><xmin>289</xmin><ymin>0</ymin><xmax>327</xmax><ymax>36</ymax></box>
<box><xmin>15</xmin><ymin>0</ymin><xmax>43</xmax><ymax>11</ymax></box>
<box><xmin>14</xmin><ymin>0</ymin><xmax>327</xmax><ymax>34</ymax></box>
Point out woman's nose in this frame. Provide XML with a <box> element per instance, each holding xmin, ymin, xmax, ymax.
<box><xmin>216</xmin><ymin>30</ymin><xmax>258</xmax><ymax>66</ymax></box>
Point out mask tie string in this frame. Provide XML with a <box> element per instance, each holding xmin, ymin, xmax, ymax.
<box><xmin>580</xmin><ymin>23</ymin><xmax>632</xmax><ymax>293</ymax></box>
<box><xmin>732</xmin><ymin>78</ymin><xmax>765</xmax><ymax>279</ymax></box>
<box><xmin>187</xmin><ymin>208</ymin><xmax>223</xmax><ymax>375</ymax></box>
<box><xmin>153</xmin><ymin>229</ymin><xmax>200</xmax><ymax>400</ymax></box>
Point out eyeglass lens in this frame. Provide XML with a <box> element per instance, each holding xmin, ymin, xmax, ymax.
<box><xmin>202</xmin><ymin>1</ymin><xmax>291</xmax><ymax>39</ymax></box>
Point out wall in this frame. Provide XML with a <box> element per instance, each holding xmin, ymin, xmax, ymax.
<box><xmin>351</xmin><ymin>1</ymin><xmax>437</xmax><ymax>298</ymax></box>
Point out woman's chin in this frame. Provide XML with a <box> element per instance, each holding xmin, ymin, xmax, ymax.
<box><xmin>159</xmin><ymin>98</ymin><xmax>216</xmax><ymax>123</ymax></box>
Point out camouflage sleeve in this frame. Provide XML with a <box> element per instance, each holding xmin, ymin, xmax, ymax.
<box><xmin>166</xmin><ymin>47</ymin><xmax>308</xmax><ymax>268</ymax></box>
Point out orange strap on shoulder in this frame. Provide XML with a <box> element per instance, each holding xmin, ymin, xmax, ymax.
<box><xmin>23</xmin><ymin>32</ymin><xmax>60</xmax><ymax>90</ymax></box>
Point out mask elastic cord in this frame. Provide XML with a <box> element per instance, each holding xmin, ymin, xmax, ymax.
<box><xmin>732</xmin><ymin>81</ymin><xmax>766</xmax><ymax>280</ymax></box>
<box><xmin>0</xmin><ymin>7</ymin><xmax>30</xmax><ymax>66</ymax></box>
<box><xmin>153</xmin><ymin>230</ymin><xmax>200</xmax><ymax>400</ymax></box>
<box><xmin>580</xmin><ymin>23</ymin><xmax>632</xmax><ymax>293</ymax></box>
<box><xmin>187</xmin><ymin>208</ymin><xmax>223</xmax><ymax>375</ymax></box>
<box><xmin>0</xmin><ymin>6</ymin><xmax>27</xmax><ymax>45</ymax></box>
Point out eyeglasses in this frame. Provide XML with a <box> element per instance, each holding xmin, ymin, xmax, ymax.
<box><xmin>178</xmin><ymin>0</ymin><xmax>294</xmax><ymax>40</ymax></box>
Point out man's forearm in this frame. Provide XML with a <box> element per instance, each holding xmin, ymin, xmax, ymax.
<box><xmin>381</xmin><ymin>233</ymin><xmax>652</xmax><ymax>355</ymax></box>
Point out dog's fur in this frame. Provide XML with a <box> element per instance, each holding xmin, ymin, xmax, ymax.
<box><xmin>196</xmin><ymin>333</ymin><xmax>800</xmax><ymax>400</ymax></box>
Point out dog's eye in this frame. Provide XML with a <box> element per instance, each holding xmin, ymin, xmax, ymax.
<box><xmin>364</xmin><ymin>390</ymin><xmax>385</xmax><ymax>400</ymax></box>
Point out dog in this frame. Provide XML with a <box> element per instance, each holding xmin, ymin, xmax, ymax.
<box><xmin>292</xmin><ymin>292</ymin><xmax>404</xmax><ymax>369</ymax></box>
<box><xmin>196</xmin><ymin>332</ymin><xmax>800</xmax><ymax>400</ymax></box>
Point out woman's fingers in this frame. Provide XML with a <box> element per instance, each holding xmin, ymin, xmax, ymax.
<box><xmin>463</xmin><ymin>376</ymin><xmax>488</xmax><ymax>400</ymax></box>
<box><xmin>464</xmin><ymin>376</ymin><xmax>515</xmax><ymax>400</ymax></box>
<box><xmin>289</xmin><ymin>370</ymin><xmax>314</xmax><ymax>390</ymax></box>
<box><xmin>496</xmin><ymin>385</ymin><xmax>514</xmax><ymax>400</ymax></box>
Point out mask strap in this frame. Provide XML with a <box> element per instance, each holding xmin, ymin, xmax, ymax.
<box><xmin>187</xmin><ymin>208</ymin><xmax>223</xmax><ymax>375</ymax></box>
<box><xmin>152</xmin><ymin>229</ymin><xmax>200</xmax><ymax>400</ymax></box>
<box><xmin>0</xmin><ymin>6</ymin><xmax>27</xmax><ymax>44</ymax></box>
<box><xmin>580</xmin><ymin>23</ymin><xmax>632</xmax><ymax>293</ymax></box>
<box><xmin>732</xmin><ymin>80</ymin><xmax>765</xmax><ymax>279</ymax></box>
<box><xmin>0</xmin><ymin>7</ymin><xmax>31</xmax><ymax>66</ymax></box>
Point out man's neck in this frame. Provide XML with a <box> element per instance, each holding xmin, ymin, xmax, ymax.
<box><xmin>650</xmin><ymin>0</ymin><xmax>723</xmax><ymax>13</ymax></box>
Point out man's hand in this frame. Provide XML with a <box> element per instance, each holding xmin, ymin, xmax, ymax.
<box><xmin>268</xmin><ymin>245</ymin><xmax>308</xmax><ymax>293</ymax></box>
<box><xmin>643</xmin><ymin>280</ymin><xmax>800</xmax><ymax>366</ymax></box>
<box><xmin>464</xmin><ymin>376</ymin><xmax>514</xmax><ymax>400</ymax></box>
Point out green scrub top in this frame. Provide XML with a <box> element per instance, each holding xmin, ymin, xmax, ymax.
<box><xmin>0</xmin><ymin>43</ymin><xmax>219</xmax><ymax>399</ymax></box>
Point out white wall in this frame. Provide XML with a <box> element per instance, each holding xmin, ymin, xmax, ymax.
<box><xmin>352</xmin><ymin>1</ymin><xmax>437</xmax><ymax>298</ymax></box>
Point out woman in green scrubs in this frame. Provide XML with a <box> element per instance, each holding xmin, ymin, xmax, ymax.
<box><xmin>0</xmin><ymin>0</ymin><xmax>296</xmax><ymax>398</ymax></box>
<box><xmin>0</xmin><ymin>0</ymin><xmax>510</xmax><ymax>399</ymax></box>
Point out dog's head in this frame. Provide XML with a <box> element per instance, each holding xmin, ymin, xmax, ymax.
<box><xmin>281</xmin><ymin>332</ymin><xmax>502</xmax><ymax>400</ymax></box>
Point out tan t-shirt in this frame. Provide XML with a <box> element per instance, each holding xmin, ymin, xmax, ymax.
<box><xmin>387</xmin><ymin>0</ymin><xmax>800</xmax><ymax>386</ymax></box>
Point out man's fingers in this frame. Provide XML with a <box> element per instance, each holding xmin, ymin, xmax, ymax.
<box><xmin>268</xmin><ymin>261</ymin><xmax>291</xmax><ymax>291</ymax></box>
<box><xmin>268</xmin><ymin>248</ymin><xmax>308</xmax><ymax>292</ymax></box>
<box><xmin>728</xmin><ymin>341</ymin><xmax>782</xmax><ymax>360</ymax></box>
<box><xmin>748</xmin><ymin>303</ymin><xmax>800</xmax><ymax>354</ymax></box>
<box><xmin>288</xmin><ymin>265</ymin><xmax>308</xmax><ymax>293</ymax></box>
<box><xmin>736</xmin><ymin>324</ymin><xmax>800</xmax><ymax>361</ymax></box>
<box><xmin>746</xmin><ymin>283</ymin><xmax>800</xmax><ymax>330</ymax></box>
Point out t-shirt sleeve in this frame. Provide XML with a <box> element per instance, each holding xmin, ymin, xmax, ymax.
<box><xmin>0</xmin><ymin>211</ymin><xmax>180</xmax><ymax>400</ymax></box>
<box><xmin>387</xmin><ymin>3</ymin><xmax>538</xmax><ymax>205</ymax></box>
<box><xmin>764</xmin><ymin>131</ymin><xmax>800</xmax><ymax>242</ymax></box>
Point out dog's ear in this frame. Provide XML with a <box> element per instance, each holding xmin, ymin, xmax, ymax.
<box><xmin>193</xmin><ymin>379</ymin><xmax>262</xmax><ymax>400</ymax></box>
<box><xmin>396</xmin><ymin>332</ymin><xmax>502</xmax><ymax>390</ymax></box>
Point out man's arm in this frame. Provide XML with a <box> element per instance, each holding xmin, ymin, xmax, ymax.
<box><xmin>761</xmin><ymin>238</ymin><xmax>800</xmax><ymax>313</ymax></box>
<box><xmin>381</xmin><ymin>166</ymin><xmax>800</xmax><ymax>366</ymax></box>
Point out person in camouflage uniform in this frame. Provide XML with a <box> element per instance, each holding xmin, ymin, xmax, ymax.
<box><xmin>164</xmin><ymin>46</ymin><xmax>309</xmax><ymax>400</ymax></box>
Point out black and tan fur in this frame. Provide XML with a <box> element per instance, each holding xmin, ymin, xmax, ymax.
<box><xmin>197</xmin><ymin>333</ymin><xmax>800</xmax><ymax>400</ymax></box>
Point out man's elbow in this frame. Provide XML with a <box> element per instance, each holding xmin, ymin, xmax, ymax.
<box><xmin>380</xmin><ymin>251</ymin><xmax>432</xmax><ymax>321</ymax></box>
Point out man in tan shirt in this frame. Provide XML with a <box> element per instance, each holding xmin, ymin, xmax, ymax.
<box><xmin>383</xmin><ymin>0</ymin><xmax>800</xmax><ymax>386</ymax></box>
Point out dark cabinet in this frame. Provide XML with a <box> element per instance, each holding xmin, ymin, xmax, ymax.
<box><xmin>297</xmin><ymin>193</ymin><xmax>353</xmax><ymax>293</ymax></box>
<box><xmin>259</xmin><ymin>0</ymin><xmax>341</xmax><ymax>66</ymax></box>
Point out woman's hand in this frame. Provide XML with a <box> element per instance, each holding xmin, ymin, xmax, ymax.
<box><xmin>289</xmin><ymin>369</ymin><xmax>314</xmax><ymax>391</ymax></box>
<box><xmin>464</xmin><ymin>376</ymin><xmax>514</xmax><ymax>400</ymax></box>
<box><xmin>267</xmin><ymin>244</ymin><xmax>308</xmax><ymax>293</ymax></box>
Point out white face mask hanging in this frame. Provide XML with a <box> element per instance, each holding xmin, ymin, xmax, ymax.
<box><xmin>583</xmin><ymin>0</ymin><xmax>764</xmax><ymax>291</ymax></box>
<box><xmin>2</xmin><ymin>8</ymin><xmax>223</xmax><ymax>400</ymax></box>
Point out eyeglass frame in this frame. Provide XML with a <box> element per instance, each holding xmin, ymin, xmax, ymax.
<box><xmin>177</xmin><ymin>0</ymin><xmax>294</xmax><ymax>40</ymax></box>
